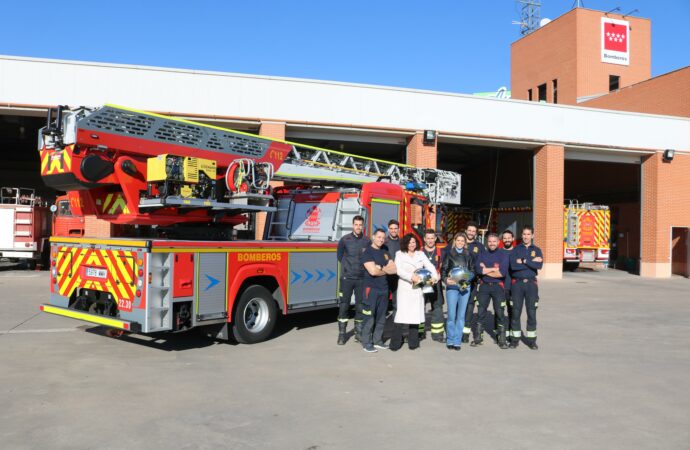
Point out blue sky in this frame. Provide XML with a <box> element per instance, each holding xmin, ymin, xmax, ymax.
<box><xmin>1</xmin><ymin>1</ymin><xmax>687</xmax><ymax>94</ymax></box>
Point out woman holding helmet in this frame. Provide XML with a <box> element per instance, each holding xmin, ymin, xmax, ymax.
<box><xmin>389</xmin><ymin>233</ymin><xmax>439</xmax><ymax>351</ymax></box>
<box><xmin>441</xmin><ymin>232</ymin><xmax>475</xmax><ymax>351</ymax></box>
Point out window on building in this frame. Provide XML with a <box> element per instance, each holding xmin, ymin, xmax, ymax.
<box><xmin>609</xmin><ymin>75</ymin><xmax>620</xmax><ymax>92</ymax></box>
<box><xmin>538</xmin><ymin>83</ymin><xmax>547</xmax><ymax>102</ymax></box>
<box><xmin>528</xmin><ymin>89</ymin><xmax>533</xmax><ymax>101</ymax></box>
<box><xmin>552</xmin><ymin>79</ymin><xmax>558</xmax><ymax>104</ymax></box>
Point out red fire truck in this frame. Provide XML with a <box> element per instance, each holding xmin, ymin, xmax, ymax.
<box><xmin>38</xmin><ymin>105</ymin><xmax>461</xmax><ymax>343</ymax></box>
<box><xmin>0</xmin><ymin>187</ymin><xmax>51</xmax><ymax>268</ymax></box>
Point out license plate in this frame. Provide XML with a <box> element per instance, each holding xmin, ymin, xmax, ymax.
<box><xmin>581</xmin><ymin>250</ymin><xmax>595</xmax><ymax>262</ymax></box>
<box><xmin>86</xmin><ymin>267</ymin><xmax>107</xmax><ymax>278</ymax></box>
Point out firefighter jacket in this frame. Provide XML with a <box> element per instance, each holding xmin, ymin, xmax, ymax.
<box><xmin>475</xmin><ymin>249</ymin><xmax>509</xmax><ymax>284</ymax></box>
<box><xmin>337</xmin><ymin>232</ymin><xmax>368</xmax><ymax>279</ymax></box>
<box><xmin>510</xmin><ymin>244</ymin><xmax>543</xmax><ymax>279</ymax></box>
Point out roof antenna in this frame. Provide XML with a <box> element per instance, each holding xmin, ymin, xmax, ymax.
<box><xmin>604</xmin><ymin>6</ymin><xmax>621</xmax><ymax>16</ymax></box>
<box><xmin>622</xmin><ymin>8</ymin><xmax>638</xmax><ymax>18</ymax></box>
<box><xmin>512</xmin><ymin>0</ymin><xmax>542</xmax><ymax>36</ymax></box>
<box><xmin>572</xmin><ymin>0</ymin><xmax>585</xmax><ymax>8</ymax></box>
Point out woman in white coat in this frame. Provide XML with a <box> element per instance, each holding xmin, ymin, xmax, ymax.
<box><xmin>390</xmin><ymin>233</ymin><xmax>439</xmax><ymax>351</ymax></box>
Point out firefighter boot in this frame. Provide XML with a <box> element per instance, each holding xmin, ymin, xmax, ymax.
<box><xmin>528</xmin><ymin>338</ymin><xmax>539</xmax><ymax>350</ymax></box>
<box><xmin>418</xmin><ymin>323</ymin><xmax>427</xmax><ymax>341</ymax></box>
<box><xmin>498</xmin><ymin>330</ymin><xmax>508</xmax><ymax>349</ymax></box>
<box><xmin>431</xmin><ymin>332</ymin><xmax>446</xmax><ymax>343</ymax></box>
<box><xmin>509</xmin><ymin>335</ymin><xmax>519</xmax><ymax>349</ymax></box>
<box><xmin>337</xmin><ymin>322</ymin><xmax>347</xmax><ymax>345</ymax></box>
<box><xmin>354</xmin><ymin>321</ymin><xmax>363</xmax><ymax>343</ymax></box>
<box><xmin>462</xmin><ymin>333</ymin><xmax>470</xmax><ymax>344</ymax></box>
<box><xmin>470</xmin><ymin>324</ymin><xmax>484</xmax><ymax>347</ymax></box>
<box><xmin>430</xmin><ymin>322</ymin><xmax>445</xmax><ymax>343</ymax></box>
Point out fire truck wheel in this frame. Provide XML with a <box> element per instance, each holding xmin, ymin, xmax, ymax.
<box><xmin>232</xmin><ymin>285</ymin><xmax>277</xmax><ymax>344</ymax></box>
<box><xmin>564</xmin><ymin>262</ymin><xmax>580</xmax><ymax>272</ymax></box>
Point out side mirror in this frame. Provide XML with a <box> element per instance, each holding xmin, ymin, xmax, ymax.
<box><xmin>50</xmin><ymin>204</ymin><xmax>58</xmax><ymax>213</ymax></box>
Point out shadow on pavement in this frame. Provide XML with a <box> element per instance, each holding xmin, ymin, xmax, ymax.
<box><xmin>82</xmin><ymin>307</ymin><xmax>339</xmax><ymax>351</ymax></box>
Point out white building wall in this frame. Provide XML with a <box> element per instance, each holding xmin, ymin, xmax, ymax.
<box><xmin>1</xmin><ymin>55</ymin><xmax>688</xmax><ymax>152</ymax></box>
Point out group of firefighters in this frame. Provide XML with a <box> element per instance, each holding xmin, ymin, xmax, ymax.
<box><xmin>336</xmin><ymin>216</ymin><xmax>543</xmax><ymax>353</ymax></box>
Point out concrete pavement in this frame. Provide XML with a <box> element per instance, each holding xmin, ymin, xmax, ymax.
<box><xmin>1</xmin><ymin>269</ymin><xmax>689</xmax><ymax>449</ymax></box>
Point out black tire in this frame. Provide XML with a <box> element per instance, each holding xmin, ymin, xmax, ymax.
<box><xmin>564</xmin><ymin>261</ymin><xmax>580</xmax><ymax>272</ymax></box>
<box><xmin>232</xmin><ymin>285</ymin><xmax>277</xmax><ymax>344</ymax></box>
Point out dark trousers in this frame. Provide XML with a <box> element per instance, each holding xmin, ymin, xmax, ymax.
<box><xmin>338</xmin><ymin>277</ymin><xmax>363</xmax><ymax>324</ymax></box>
<box><xmin>422</xmin><ymin>284</ymin><xmax>445</xmax><ymax>336</ymax></box>
<box><xmin>499</xmin><ymin>288</ymin><xmax>512</xmax><ymax>333</ymax></box>
<box><xmin>390</xmin><ymin>323</ymin><xmax>420</xmax><ymax>350</ymax></box>
<box><xmin>510</xmin><ymin>279</ymin><xmax>539</xmax><ymax>342</ymax></box>
<box><xmin>462</xmin><ymin>283</ymin><xmax>478</xmax><ymax>337</ymax></box>
<box><xmin>361</xmin><ymin>286</ymin><xmax>389</xmax><ymax>346</ymax></box>
<box><xmin>476</xmin><ymin>282</ymin><xmax>507</xmax><ymax>334</ymax></box>
<box><xmin>388</xmin><ymin>276</ymin><xmax>398</xmax><ymax>314</ymax></box>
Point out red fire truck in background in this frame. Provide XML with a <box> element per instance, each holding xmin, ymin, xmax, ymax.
<box><xmin>0</xmin><ymin>187</ymin><xmax>51</xmax><ymax>268</ymax></box>
<box><xmin>562</xmin><ymin>201</ymin><xmax>611</xmax><ymax>270</ymax></box>
<box><xmin>37</xmin><ymin>105</ymin><xmax>461</xmax><ymax>343</ymax></box>
<box><xmin>51</xmin><ymin>194</ymin><xmax>85</xmax><ymax>238</ymax></box>
<box><xmin>443</xmin><ymin>201</ymin><xmax>611</xmax><ymax>270</ymax></box>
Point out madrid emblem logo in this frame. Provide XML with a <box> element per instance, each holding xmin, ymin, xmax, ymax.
<box><xmin>303</xmin><ymin>205</ymin><xmax>322</xmax><ymax>233</ymax></box>
<box><xmin>601</xmin><ymin>18</ymin><xmax>630</xmax><ymax>66</ymax></box>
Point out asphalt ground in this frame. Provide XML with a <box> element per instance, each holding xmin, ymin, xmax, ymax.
<box><xmin>1</xmin><ymin>268</ymin><xmax>689</xmax><ymax>450</ymax></box>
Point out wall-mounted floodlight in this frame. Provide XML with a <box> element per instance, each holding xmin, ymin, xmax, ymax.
<box><xmin>663</xmin><ymin>149</ymin><xmax>675</xmax><ymax>162</ymax></box>
<box><xmin>423</xmin><ymin>130</ymin><xmax>437</xmax><ymax>144</ymax></box>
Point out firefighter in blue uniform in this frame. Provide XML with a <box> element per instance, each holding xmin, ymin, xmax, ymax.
<box><xmin>336</xmin><ymin>215</ymin><xmax>368</xmax><ymax>345</ymax></box>
<box><xmin>472</xmin><ymin>233</ymin><xmax>509</xmax><ymax>349</ymax></box>
<box><xmin>499</xmin><ymin>230</ymin><xmax>515</xmax><ymax>340</ymax></box>
<box><xmin>361</xmin><ymin>229</ymin><xmax>397</xmax><ymax>352</ymax></box>
<box><xmin>509</xmin><ymin>226</ymin><xmax>543</xmax><ymax>350</ymax></box>
<box><xmin>462</xmin><ymin>222</ymin><xmax>485</xmax><ymax>344</ymax></box>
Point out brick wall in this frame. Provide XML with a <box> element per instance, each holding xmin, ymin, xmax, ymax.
<box><xmin>255</xmin><ymin>121</ymin><xmax>286</xmax><ymax>239</ymax></box>
<box><xmin>84</xmin><ymin>215</ymin><xmax>113</xmax><ymax>238</ymax></box>
<box><xmin>511</xmin><ymin>9</ymin><xmax>578</xmax><ymax>104</ymax></box>
<box><xmin>534</xmin><ymin>144</ymin><xmax>564</xmax><ymax>279</ymax></box>
<box><xmin>581</xmin><ymin>67</ymin><xmax>690</xmax><ymax>117</ymax></box>
<box><xmin>511</xmin><ymin>8</ymin><xmax>651</xmax><ymax>105</ymax></box>
<box><xmin>640</xmin><ymin>152</ymin><xmax>690</xmax><ymax>277</ymax></box>
<box><xmin>575</xmin><ymin>9</ymin><xmax>651</xmax><ymax>100</ymax></box>
<box><xmin>406</xmin><ymin>132</ymin><xmax>437</xmax><ymax>168</ymax></box>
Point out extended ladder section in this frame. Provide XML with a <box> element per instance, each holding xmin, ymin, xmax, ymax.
<box><xmin>276</xmin><ymin>147</ymin><xmax>461</xmax><ymax>205</ymax></box>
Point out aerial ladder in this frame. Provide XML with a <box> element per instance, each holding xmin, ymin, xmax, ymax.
<box><xmin>39</xmin><ymin>104</ymin><xmax>461</xmax><ymax>233</ymax></box>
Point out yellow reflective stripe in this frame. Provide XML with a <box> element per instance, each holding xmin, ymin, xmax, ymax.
<box><xmin>512</xmin><ymin>331</ymin><xmax>522</xmax><ymax>337</ymax></box>
<box><xmin>362</xmin><ymin>310</ymin><xmax>372</xmax><ymax>316</ymax></box>
<box><xmin>525</xmin><ymin>330</ymin><xmax>537</xmax><ymax>338</ymax></box>
<box><xmin>371</xmin><ymin>198</ymin><xmax>401</xmax><ymax>205</ymax></box>
<box><xmin>431</xmin><ymin>323</ymin><xmax>444</xmax><ymax>329</ymax></box>
<box><xmin>42</xmin><ymin>305</ymin><xmax>128</xmax><ymax>329</ymax></box>
<box><xmin>463</xmin><ymin>327</ymin><xmax>471</xmax><ymax>333</ymax></box>
<box><xmin>354</xmin><ymin>319</ymin><xmax>363</xmax><ymax>323</ymax></box>
<box><xmin>338</xmin><ymin>318</ymin><xmax>349</xmax><ymax>323</ymax></box>
<box><xmin>50</xmin><ymin>237</ymin><xmax>149</xmax><ymax>248</ymax></box>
